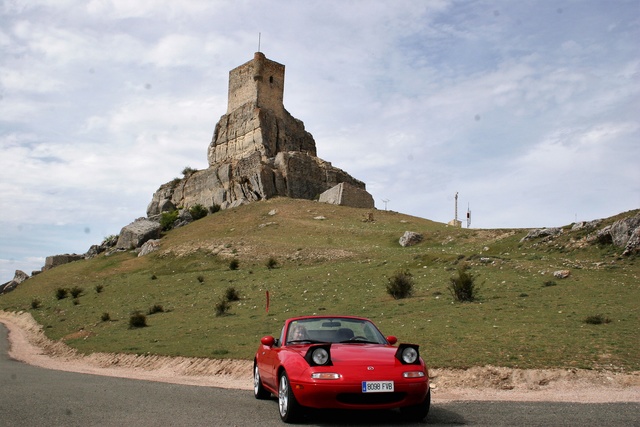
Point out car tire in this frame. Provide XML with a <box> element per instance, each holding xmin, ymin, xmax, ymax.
<box><xmin>254</xmin><ymin>364</ymin><xmax>270</xmax><ymax>400</ymax></box>
<box><xmin>278</xmin><ymin>371</ymin><xmax>302</xmax><ymax>423</ymax></box>
<box><xmin>400</xmin><ymin>388</ymin><xmax>431</xmax><ymax>421</ymax></box>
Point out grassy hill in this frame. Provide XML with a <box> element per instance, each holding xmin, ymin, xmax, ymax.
<box><xmin>1</xmin><ymin>198</ymin><xmax>638</xmax><ymax>371</ymax></box>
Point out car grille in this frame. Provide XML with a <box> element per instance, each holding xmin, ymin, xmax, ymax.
<box><xmin>336</xmin><ymin>392</ymin><xmax>406</xmax><ymax>405</ymax></box>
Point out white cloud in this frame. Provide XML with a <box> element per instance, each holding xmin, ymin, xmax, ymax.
<box><xmin>1</xmin><ymin>0</ymin><xmax>638</xmax><ymax>283</ymax></box>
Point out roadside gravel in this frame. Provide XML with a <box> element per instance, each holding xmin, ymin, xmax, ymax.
<box><xmin>1</xmin><ymin>310</ymin><xmax>638</xmax><ymax>403</ymax></box>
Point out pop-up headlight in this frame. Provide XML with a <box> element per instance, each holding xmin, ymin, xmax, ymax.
<box><xmin>395</xmin><ymin>344</ymin><xmax>420</xmax><ymax>365</ymax></box>
<box><xmin>304</xmin><ymin>344</ymin><xmax>333</xmax><ymax>366</ymax></box>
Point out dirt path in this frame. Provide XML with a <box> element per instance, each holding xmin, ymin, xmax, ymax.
<box><xmin>1</xmin><ymin>310</ymin><xmax>638</xmax><ymax>403</ymax></box>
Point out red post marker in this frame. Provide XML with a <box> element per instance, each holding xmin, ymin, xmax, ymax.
<box><xmin>265</xmin><ymin>290</ymin><xmax>270</xmax><ymax>313</ymax></box>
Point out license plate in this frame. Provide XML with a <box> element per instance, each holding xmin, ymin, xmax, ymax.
<box><xmin>362</xmin><ymin>381</ymin><xmax>394</xmax><ymax>393</ymax></box>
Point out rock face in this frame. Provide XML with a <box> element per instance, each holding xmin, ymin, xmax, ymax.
<box><xmin>594</xmin><ymin>212</ymin><xmax>640</xmax><ymax>255</ymax></box>
<box><xmin>319</xmin><ymin>182</ymin><xmax>374</xmax><ymax>209</ymax></box>
<box><xmin>44</xmin><ymin>254</ymin><xmax>84</xmax><ymax>271</ymax></box>
<box><xmin>138</xmin><ymin>239</ymin><xmax>161</xmax><ymax>257</ymax></box>
<box><xmin>0</xmin><ymin>270</ymin><xmax>29</xmax><ymax>294</ymax></box>
<box><xmin>147</xmin><ymin>52</ymin><xmax>372</xmax><ymax>217</ymax></box>
<box><xmin>520</xmin><ymin>227</ymin><xmax>563</xmax><ymax>242</ymax></box>
<box><xmin>116</xmin><ymin>218</ymin><xmax>162</xmax><ymax>250</ymax></box>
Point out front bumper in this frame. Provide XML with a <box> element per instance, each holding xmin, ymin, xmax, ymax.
<box><xmin>290</xmin><ymin>377</ymin><xmax>430</xmax><ymax>410</ymax></box>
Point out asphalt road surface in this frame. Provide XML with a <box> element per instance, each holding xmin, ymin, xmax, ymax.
<box><xmin>1</xmin><ymin>324</ymin><xmax>638</xmax><ymax>426</ymax></box>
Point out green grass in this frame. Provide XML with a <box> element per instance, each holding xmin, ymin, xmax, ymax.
<box><xmin>1</xmin><ymin>199</ymin><xmax>638</xmax><ymax>371</ymax></box>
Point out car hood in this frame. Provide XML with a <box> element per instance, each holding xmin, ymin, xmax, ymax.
<box><xmin>295</xmin><ymin>344</ymin><xmax>404</xmax><ymax>366</ymax></box>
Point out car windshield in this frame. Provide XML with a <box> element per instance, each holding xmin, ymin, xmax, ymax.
<box><xmin>286</xmin><ymin>318</ymin><xmax>387</xmax><ymax>345</ymax></box>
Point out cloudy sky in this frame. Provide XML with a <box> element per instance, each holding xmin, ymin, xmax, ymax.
<box><xmin>1</xmin><ymin>0</ymin><xmax>638</xmax><ymax>283</ymax></box>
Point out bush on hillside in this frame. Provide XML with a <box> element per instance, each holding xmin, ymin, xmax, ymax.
<box><xmin>189</xmin><ymin>204</ymin><xmax>208</xmax><ymax>220</ymax></box>
<box><xmin>147</xmin><ymin>304</ymin><xmax>164</xmax><ymax>315</ymax></box>
<box><xmin>584</xmin><ymin>314</ymin><xmax>611</xmax><ymax>325</ymax></box>
<box><xmin>160</xmin><ymin>210</ymin><xmax>179</xmax><ymax>231</ymax></box>
<box><xmin>266</xmin><ymin>257</ymin><xmax>279</xmax><ymax>270</ymax></box>
<box><xmin>55</xmin><ymin>288</ymin><xmax>68</xmax><ymax>300</ymax></box>
<box><xmin>129</xmin><ymin>311</ymin><xmax>147</xmax><ymax>328</ymax></box>
<box><xmin>386</xmin><ymin>269</ymin><xmax>414</xmax><ymax>299</ymax></box>
<box><xmin>215</xmin><ymin>298</ymin><xmax>231</xmax><ymax>317</ymax></box>
<box><xmin>449</xmin><ymin>265</ymin><xmax>478</xmax><ymax>302</ymax></box>
<box><xmin>225</xmin><ymin>287</ymin><xmax>240</xmax><ymax>302</ymax></box>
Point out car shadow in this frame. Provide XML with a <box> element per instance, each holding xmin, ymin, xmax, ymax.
<box><xmin>294</xmin><ymin>406</ymin><xmax>467</xmax><ymax>426</ymax></box>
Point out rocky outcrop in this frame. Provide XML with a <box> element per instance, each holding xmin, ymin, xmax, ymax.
<box><xmin>520</xmin><ymin>227</ymin><xmax>563</xmax><ymax>242</ymax></box>
<box><xmin>138</xmin><ymin>239</ymin><xmax>161</xmax><ymax>257</ymax></box>
<box><xmin>147</xmin><ymin>53</ymin><xmax>372</xmax><ymax>218</ymax></box>
<box><xmin>319</xmin><ymin>182</ymin><xmax>374</xmax><ymax>209</ymax></box>
<box><xmin>399</xmin><ymin>231</ymin><xmax>423</xmax><ymax>247</ymax></box>
<box><xmin>623</xmin><ymin>227</ymin><xmax>640</xmax><ymax>256</ymax></box>
<box><xmin>593</xmin><ymin>212</ymin><xmax>640</xmax><ymax>255</ymax></box>
<box><xmin>86</xmin><ymin>235</ymin><xmax>119</xmax><ymax>259</ymax></box>
<box><xmin>0</xmin><ymin>270</ymin><xmax>29</xmax><ymax>294</ymax></box>
<box><xmin>116</xmin><ymin>218</ymin><xmax>162</xmax><ymax>250</ymax></box>
<box><xmin>43</xmin><ymin>254</ymin><xmax>84</xmax><ymax>271</ymax></box>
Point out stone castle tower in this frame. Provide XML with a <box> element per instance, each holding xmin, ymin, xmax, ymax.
<box><xmin>147</xmin><ymin>52</ymin><xmax>373</xmax><ymax>217</ymax></box>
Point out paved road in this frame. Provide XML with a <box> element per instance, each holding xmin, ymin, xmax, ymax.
<box><xmin>1</xmin><ymin>324</ymin><xmax>638</xmax><ymax>426</ymax></box>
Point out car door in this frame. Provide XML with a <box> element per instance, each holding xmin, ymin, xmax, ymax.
<box><xmin>258</xmin><ymin>326</ymin><xmax>284</xmax><ymax>390</ymax></box>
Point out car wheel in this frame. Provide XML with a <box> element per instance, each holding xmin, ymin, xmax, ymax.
<box><xmin>278</xmin><ymin>371</ymin><xmax>302</xmax><ymax>423</ymax></box>
<box><xmin>254</xmin><ymin>365</ymin><xmax>270</xmax><ymax>400</ymax></box>
<box><xmin>400</xmin><ymin>388</ymin><xmax>431</xmax><ymax>421</ymax></box>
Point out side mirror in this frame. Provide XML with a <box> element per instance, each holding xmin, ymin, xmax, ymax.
<box><xmin>386</xmin><ymin>336</ymin><xmax>398</xmax><ymax>345</ymax></box>
<box><xmin>261</xmin><ymin>336</ymin><xmax>275</xmax><ymax>347</ymax></box>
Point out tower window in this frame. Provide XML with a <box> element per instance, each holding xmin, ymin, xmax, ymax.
<box><xmin>269</xmin><ymin>76</ymin><xmax>274</xmax><ymax>83</ymax></box>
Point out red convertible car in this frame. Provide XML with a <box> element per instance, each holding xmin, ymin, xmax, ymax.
<box><xmin>254</xmin><ymin>315</ymin><xmax>430</xmax><ymax>423</ymax></box>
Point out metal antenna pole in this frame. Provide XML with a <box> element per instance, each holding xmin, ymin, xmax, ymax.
<box><xmin>454</xmin><ymin>192</ymin><xmax>458</xmax><ymax>223</ymax></box>
<box><xmin>258</xmin><ymin>33</ymin><xmax>261</xmax><ymax>52</ymax></box>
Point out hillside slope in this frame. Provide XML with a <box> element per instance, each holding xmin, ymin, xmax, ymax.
<box><xmin>1</xmin><ymin>199</ymin><xmax>638</xmax><ymax>370</ymax></box>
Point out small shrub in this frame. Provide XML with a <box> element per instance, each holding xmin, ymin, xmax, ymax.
<box><xmin>189</xmin><ymin>204</ymin><xmax>208</xmax><ymax>220</ymax></box>
<box><xmin>147</xmin><ymin>304</ymin><xmax>164</xmax><ymax>315</ymax></box>
<box><xmin>229</xmin><ymin>259</ymin><xmax>239</xmax><ymax>270</ymax></box>
<box><xmin>169</xmin><ymin>177</ymin><xmax>181</xmax><ymax>188</ymax></box>
<box><xmin>101</xmin><ymin>312</ymin><xmax>111</xmax><ymax>322</ymax></box>
<box><xmin>182</xmin><ymin>166</ymin><xmax>197</xmax><ymax>176</ymax></box>
<box><xmin>95</xmin><ymin>284</ymin><xmax>104</xmax><ymax>293</ymax></box>
<box><xmin>102</xmin><ymin>234</ymin><xmax>118</xmax><ymax>247</ymax></box>
<box><xmin>210</xmin><ymin>204</ymin><xmax>221</xmax><ymax>214</ymax></box>
<box><xmin>266</xmin><ymin>257</ymin><xmax>279</xmax><ymax>269</ymax></box>
<box><xmin>386</xmin><ymin>269</ymin><xmax>414</xmax><ymax>299</ymax></box>
<box><xmin>70</xmin><ymin>286</ymin><xmax>83</xmax><ymax>298</ymax></box>
<box><xmin>225</xmin><ymin>287</ymin><xmax>240</xmax><ymax>302</ymax></box>
<box><xmin>197</xmin><ymin>275</ymin><xmax>205</xmax><ymax>283</ymax></box>
<box><xmin>543</xmin><ymin>280</ymin><xmax>557</xmax><ymax>287</ymax></box>
<box><xmin>31</xmin><ymin>298</ymin><xmax>42</xmax><ymax>309</ymax></box>
<box><xmin>151</xmin><ymin>274</ymin><xmax>157</xmax><ymax>280</ymax></box>
<box><xmin>449</xmin><ymin>265</ymin><xmax>478</xmax><ymax>302</ymax></box>
<box><xmin>215</xmin><ymin>298</ymin><xmax>231</xmax><ymax>317</ymax></box>
<box><xmin>160</xmin><ymin>210</ymin><xmax>179</xmax><ymax>231</ymax></box>
<box><xmin>72</xmin><ymin>298</ymin><xmax>80</xmax><ymax>305</ymax></box>
<box><xmin>584</xmin><ymin>314</ymin><xmax>611</xmax><ymax>325</ymax></box>
<box><xmin>129</xmin><ymin>311</ymin><xmax>147</xmax><ymax>328</ymax></box>
<box><xmin>55</xmin><ymin>288</ymin><xmax>68</xmax><ymax>300</ymax></box>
